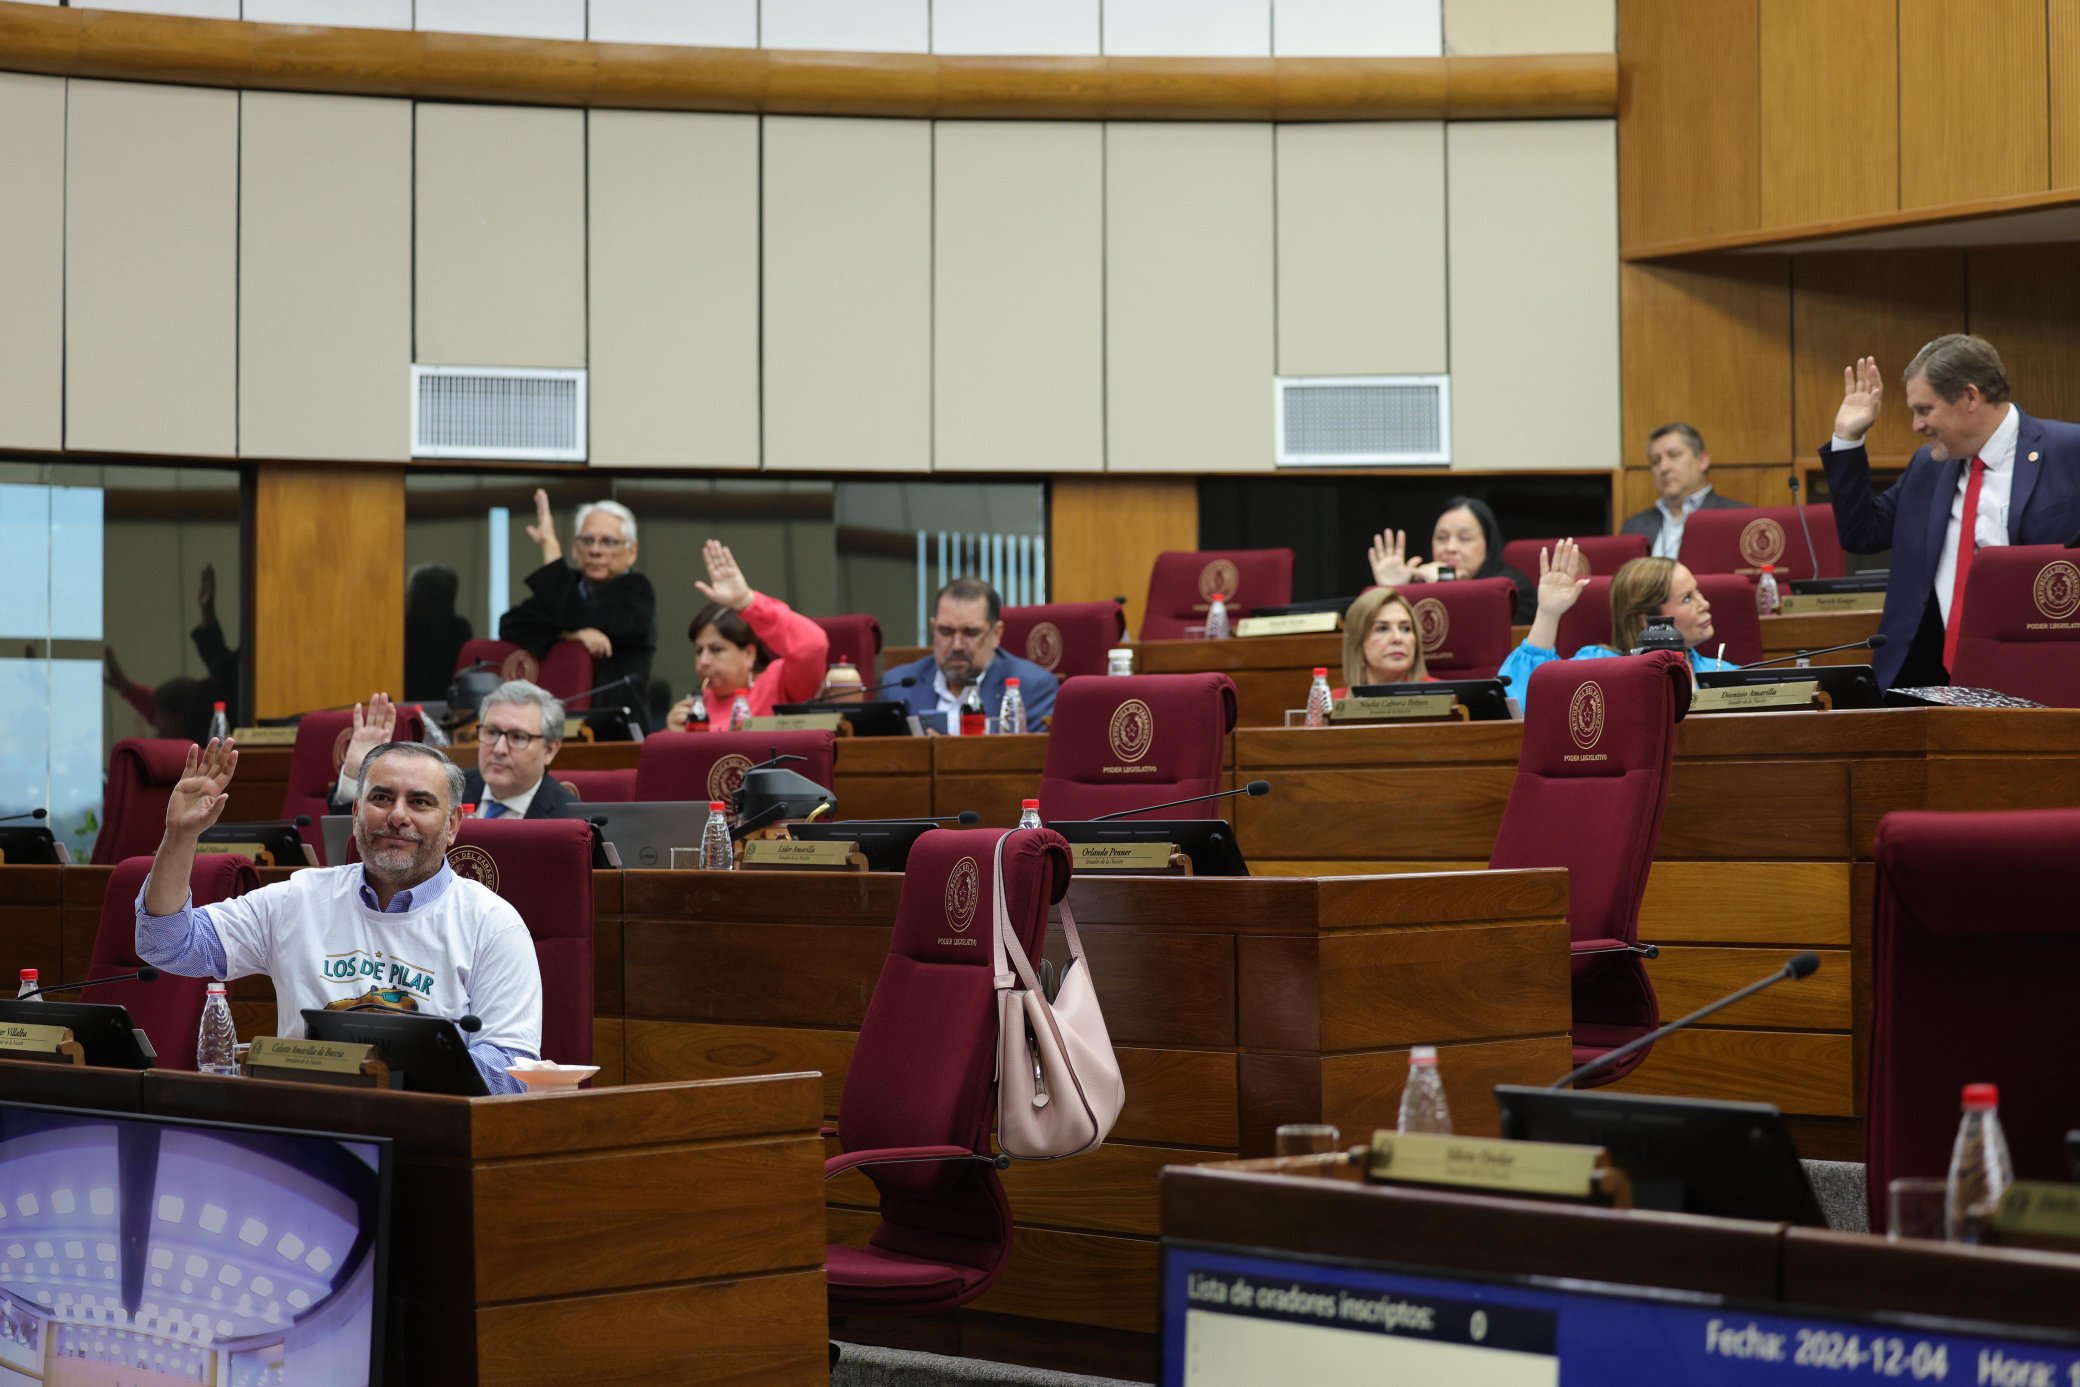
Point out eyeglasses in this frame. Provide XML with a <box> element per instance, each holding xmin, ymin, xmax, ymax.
<box><xmin>479</xmin><ymin>727</ymin><xmax>543</xmax><ymax>749</ymax></box>
<box><xmin>574</xmin><ymin>535</ymin><xmax>628</xmax><ymax>550</ymax></box>
<box><xmin>933</xmin><ymin>625</ymin><xmax>991</xmax><ymax>643</ymax></box>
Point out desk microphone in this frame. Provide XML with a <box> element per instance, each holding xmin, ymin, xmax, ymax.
<box><xmin>835</xmin><ymin>812</ymin><xmax>982</xmax><ymax>827</ymax></box>
<box><xmin>0</xmin><ymin>808</ymin><xmax>49</xmax><ymax>824</ymax></box>
<box><xmin>1788</xmin><ymin>474</ymin><xmax>1823</xmax><ymax>579</ymax></box>
<box><xmin>1736</xmin><ymin>633</ymin><xmax>1885</xmax><ymax>670</ymax></box>
<box><xmin>18</xmin><ymin>967</ymin><xmax>160</xmax><ymax>1001</ymax></box>
<box><xmin>1090</xmin><ymin>781</ymin><xmax>1271</xmax><ymax>822</ymax></box>
<box><xmin>1551</xmin><ymin>952</ymin><xmax>1820</xmax><ymax>1090</ymax></box>
<box><xmin>456</xmin><ymin>1014</ymin><xmax>482</xmax><ymax>1034</ymax></box>
<box><xmin>849</xmin><ymin>674</ymin><xmax>920</xmax><ymax>697</ymax></box>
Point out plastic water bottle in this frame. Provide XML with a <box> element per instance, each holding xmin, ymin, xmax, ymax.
<box><xmin>729</xmin><ymin>693</ymin><xmax>751</xmax><ymax>732</ymax></box>
<box><xmin>1756</xmin><ymin>563</ymin><xmax>1780</xmax><ymax>616</ymax></box>
<box><xmin>1017</xmin><ymin>799</ymin><xmax>1042</xmax><ymax>830</ymax></box>
<box><xmin>700</xmin><ymin>801</ymin><xmax>734</xmax><ymax>870</ymax></box>
<box><xmin>959</xmin><ymin>683</ymin><xmax>986</xmax><ymax>737</ymax></box>
<box><xmin>688</xmin><ymin>691</ymin><xmax>708</xmax><ymax>728</ymax></box>
<box><xmin>1396</xmin><ymin>1046</ymin><xmax>1452</xmax><ymax>1134</ymax></box>
<box><xmin>1944</xmin><ymin>1082</ymin><xmax>2013</xmax><ymax>1243</ymax></box>
<box><xmin>1108</xmin><ymin>648</ymin><xmax>1134</xmax><ymax>677</ymax></box>
<box><xmin>1204</xmin><ymin>592</ymin><xmax>1231</xmax><ymax>640</ymax></box>
<box><xmin>998</xmin><ymin>678</ymin><xmax>1027</xmax><ymax>735</ymax></box>
<box><xmin>197</xmin><ymin>983</ymin><xmax>239</xmax><ymax>1076</ymax></box>
<box><xmin>1304</xmin><ymin>667</ymin><xmax>1334</xmax><ymax>728</ymax></box>
<box><xmin>415</xmin><ymin>704</ymin><xmax>449</xmax><ymax>748</ymax></box>
<box><xmin>16</xmin><ymin>969</ymin><xmax>39</xmax><ymax>1001</ymax></box>
<box><xmin>206</xmin><ymin>701</ymin><xmax>229</xmax><ymax>744</ymax></box>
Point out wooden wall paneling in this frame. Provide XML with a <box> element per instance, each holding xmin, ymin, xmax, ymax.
<box><xmin>1757</xmin><ymin>0</ymin><xmax>1898</xmax><ymax>229</ymax></box>
<box><xmin>1964</xmin><ymin>244</ymin><xmax>2080</xmax><ymax>426</ymax></box>
<box><xmin>0</xmin><ymin>73</ymin><xmax>63</xmax><ymax>450</ymax></box>
<box><xmin>831</xmin><ymin>736</ymin><xmax>934</xmax><ymax>820</ymax></box>
<box><xmin>2054</xmin><ymin>0</ymin><xmax>2080</xmax><ymax>187</ymax></box>
<box><xmin>1322</xmin><ymin>1034</ymin><xmax>1575</xmax><ymax>1140</ymax></box>
<box><xmin>932</xmin><ymin>732</ymin><xmax>1049</xmax><ymax>827</ymax></box>
<box><xmin>1047</xmin><ymin>477</ymin><xmax>1199</xmax><ymax>640</ymax></box>
<box><xmin>1638</xmin><ymin>860</ymin><xmax>1852</xmax><ymax>946</ymax></box>
<box><xmin>1608</xmin><ymin>1027</ymin><xmax>1855</xmax><ymax>1114</ymax></box>
<box><xmin>251</xmin><ymin>465</ymin><xmax>406</xmax><ymax>716</ymax></box>
<box><xmin>1897</xmin><ymin>0</ymin><xmax>2049</xmax><ymax>208</ymax></box>
<box><xmin>1790</xmin><ymin>250</ymin><xmax>1967</xmax><ymax>461</ymax></box>
<box><xmin>1618</xmin><ymin>257</ymin><xmax>1794</xmax><ymax>478</ymax></box>
<box><xmin>1616</xmin><ymin>0</ymin><xmax>1758</xmax><ymax>251</ymax></box>
<box><xmin>0</xmin><ymin>868</ymin><xmax>64</xmax><ymax>988</ymax></box>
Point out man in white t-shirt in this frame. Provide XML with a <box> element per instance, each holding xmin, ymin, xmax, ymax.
<box><xmin>136</xmin><ymin>737</ymin><xmax>543</xmax><ymax>1094</ymax></box>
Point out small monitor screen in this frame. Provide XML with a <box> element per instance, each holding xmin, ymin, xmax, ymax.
<box><xmin>0</xmin><ymin>1103</ymin><xmax>389</xmax><ymax>1386</ymax></box>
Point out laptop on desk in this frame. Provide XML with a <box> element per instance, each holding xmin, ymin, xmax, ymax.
<box><xmin>550</xmin><ymin>800</ymin><xmax>712</xmax><ymax>869</ymax></box>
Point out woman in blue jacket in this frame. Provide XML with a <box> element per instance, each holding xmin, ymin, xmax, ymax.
<box><xmin>1499</xmin><ymin>540</ymin><xmax>1736</xmax><ymax>708</ymax></box>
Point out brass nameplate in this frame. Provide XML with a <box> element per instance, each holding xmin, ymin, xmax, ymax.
<box><xmin>1366</xmin><ymin>1129</ymin><xmax>1603</xmax><ymax>1198</ymax></box>
<box><xmin>1995</xmin><ymin>1182</ymin><xmax>2080</xmax><ymax>1248</ymax></box>
<box><xmin>1691</xmin><ymin>680</ymin><xmax>1819</xmax><ymax>714</ymax></box>
<box><xmin>0</xmin><ymin>1022</ymin><xmax>71</xmax><ymax>1054</ymax></box>
<box><xmin>1235</xmin><ymin>612</ymin><xmax>1340</xmax><ymax>637</ymax></box>
<box><xmin>227</xmin><ymin>725</ymin><xmax>299</xmax><ymax>746</ymax></box>
<box><xmin>195</xmin><ymin>842</ymin><xmax>272</xmax><ymax>864</ymax></box>
<box><xmin>742</xmin><ymin>713</ymin><xmax>844</xmax><ymax>733</ymax></box>
<box><xmin>1071</xmin><ymin>842</ymin><xmax>1178</xmax><ymax>872</ymax></box>
<box><xmin>743</xmin><ymin>838</ymin><xmax>858</xmax><ymax>870</ymax></box>
<box><xmin>249</xmin><ymin>1036</ymin><xmax>375</xmax><ymax>1075</ymax></box>
<box><xmin>1332</xmin><ymin>692</ymin><xmax>1457</xmax><ymax>722</ymax></box>
<box><xmin>1776</xmin><ymin>592</ymin><xmax>1885</xmax><ymax>615</ymax></box>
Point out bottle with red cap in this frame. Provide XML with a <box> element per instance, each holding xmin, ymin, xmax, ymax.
<box><xmin>1017</xmin><ymin>799</ymin><xmax>1042</xmax><ymax>830</ymax></box>
<box><xmin>700</xmin><ymin>800</ymin><xmax>734</xmax><ymax>871</ymax></box>
<box><xmin>206</xmin><ymin>701</ymin><xmax>230</xmax><ymax>745</ymax></box>
<box><xmin>1944</xmin><ymin>1081</ymin><xmax>2012</xmax><ymax>1243</ymax></box>
<box><xmin>1756</xmin><ymin>562</ymin><xmax>1781</xmax><ymax>617</ymax></box>
<box><xmin>1205</xmin><ymin>592</ymin><xmax>1231</xmax><ymax>640</ymax></box>
<box><xmin>1304</xmin><ymin>667</ymin><xmax>1334</xmax><ymax>728</ymax></box>
<box><xmin>998</xmin><ymin>677</ymin><xmax>1027</xmax><ymax>736</ymax></box>
<box><xmin>16</xmin><ymin>969</ymin><xmax>39</xmax><ymax>1002</ymax></box>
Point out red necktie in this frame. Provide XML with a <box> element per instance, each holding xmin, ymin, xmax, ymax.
<box><xmin>1943</xmin><ymin>454</ymin><xmax>1987</xmax><ymax>673</ymax></box>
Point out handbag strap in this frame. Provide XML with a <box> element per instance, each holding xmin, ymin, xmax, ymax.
<box><xmin>992</xmin><ymin>828</ymin><xmax>1085</xmax><ymax>994</ymax></box>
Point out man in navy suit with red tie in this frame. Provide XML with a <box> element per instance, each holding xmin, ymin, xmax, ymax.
<box><xmin>1822</xmin><ymin>335</ymin><xmax>2080</xmax><ymax>689</ymax></box>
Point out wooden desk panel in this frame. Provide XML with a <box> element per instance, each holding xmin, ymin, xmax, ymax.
<box><xmin>1136</xmin><ymin>633</ymin><xmax>1336</xmax><ymax>729</ymax></box>
<box><xmin>933</xmin><ymin>732</ymin><xmax>1049</xmax><ymax>827</ymax></box>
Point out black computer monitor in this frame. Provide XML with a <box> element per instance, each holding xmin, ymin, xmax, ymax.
<box><xmin>1350</xmin><ymin>677</ymin><xmax>1515</xmax><ymax>721</ymax></box>
<box><xmin>1051</xmin><ymin>819</ymin><xmax>1250</xmax><ymax>877</ymax></box>
<box><xmin>1694</xmin><ymin>664</ymin><xmax>1882</xmax><ymax>710</ymax></box>
<box><xmin>299</xmin><ymin>1011</ymin><xmax>488</xmax><ymax>1097</ymax></box>
<box><xmin>0</xmin><ymin>1101</ymin><xmax>390</xmax><ymax>1384</ymax></box>
<box><xmin>0</xmin><ymin>827</ymin><xmax>67</xmax><ymax>865</ymax></box>
<box><xmin>199</xmin><ymin>821</ymin><xmax>314</xmax><ymax>866</ymax></box>
<box><xmin>789</xmin><ymin>820</ymin><xmax>937</xmax><ymax>873</ymax></box>
<box><xmin>771</xmin><ymin>700</ymin><xmax>919</xmax><ymax>737</ymax></box>
<box><xmin>1493</xmin><ymin>1084</ymin><xmax>1825</xmax><ymax>1225</ymax></box>
<box><xmin>0</xmin><ymin>1000</ymin><xmax>156</xmax><ymax>1068</ymax></box>
<box><xmin>1790</xmin><ymin>571</ymin><xmax>1889</xmax><ymax>595</ymax></box>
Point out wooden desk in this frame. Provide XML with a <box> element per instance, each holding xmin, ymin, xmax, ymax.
<box><xmin>932</xmin><ymin>733</ymin><xmax>1049</xmax><ymax>827</ymax></box>
<box><xmin>0</xmin><ymin>1060</ymin><xmax>830</xmax><ymax>1387</ymax></box>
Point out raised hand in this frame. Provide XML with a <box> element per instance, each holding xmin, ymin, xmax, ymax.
<box><xmin>102</xmin><ymin>647</ymin><xmax>128</xmax><ymax>691</ymax></box>
<box><xmin>1367</xmin><ymin>529</ymin><xmax>1424</xmax><ymax>587</ymax></box>
<box><xmin>694</xmin><ymin>539</ymin><xmax>754</xmax><ymax>612</ymax></box>
<box><xmin>197</xmin><ymin>563</ymin><xmax>216</xmax><ymax>620</ymax></box>
<box><xmin>165</xmin><ymin>738</ymin><xmax>238</xmax><ymax>841</ymax></box>
<box><xmin>1834</xmin><ymin>356</ymin><xmax>1884</xmax><ymax>443</ymax></box>
<box><xmin>570</xmin><ymin>627</ymin><xmax>614</xmax><ymax>659</ymax></box>
<box><xmin>1535</xmin><ymin>539</ymin><xmax>1592</xmax><ymax>616</ymax></box>
<box><xmin>340</xmin><ymin>693</ymin><xmax>397</xmax><ymax>784</ymax></box>
<box><xmin>524</xmin><ymin>488</ymin><xmax>562</xmax><ymax>564</ymax></box>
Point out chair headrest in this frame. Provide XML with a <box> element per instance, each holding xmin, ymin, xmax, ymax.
<box><xmin>893</xmin><ymin>828</ymin><xmax>1068</xmax><ymax>965</ymax></box>
<box><xmin>1518</xmin><ymin>651</ymin><xmax>1690</xmax><ymax>778</ymax></box>
<box><xmin>1042</xmin><ymin>673</ymin><xmax>1237</xmax><ymax>783</ymax></box>
<box><xmin>1396</xmin><ymin>578</ymin><xmax>1517</xmax><ymax>666</ymax></box>
<box><xmin>1960</xmin><ymin>547</ymin><xmax>2080</xmax><ymax>642</ymax></box>
<box><xmin>1876</xmin><ymin>809</ymin><xmax>2080</xmax><ymax>933</ymax></box>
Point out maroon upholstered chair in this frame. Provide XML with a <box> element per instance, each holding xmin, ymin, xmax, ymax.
<box><xmin>999</xmin><ymin>601</ymin><xmax>1128</xmax><ymax>679</ymax></box>
<box><xmin>1398</xmin><ymin>578</ymin><xmax>1518</xmax><ymax>680</ymax></box>
<box><xmin>1489</xmin><ymin>651</ymin><xmax>1691</xmax><ymax>1087</ymax></box>
<box><xmin>1139</xmin><ymin>549</ymin><xmax>1294</xmax><ymax>641</ymax></box>
<box><xmin>1951</xmin><ymin>546</ymin><xmax>2080</xmax><ymax>704</ymax></box>
<box><xmin>446</xmin><ymin>817</ymin><xmax>595</xmax><ymax>1064</ymax></box>
<box><xmin>1867</xmin><ymin>808</ymin><xmax>2080</xmax><ymax>1230</ymax></box>
<box><xmin>91</xmin><ymin>739</ymin><xmax>193</xmax><ymax>864</ymax></box>
<box><xmin>554</xmin><ymin>768</ymin><xmax>638</xmax><ymax>802</ymax></box>
<box><xmin>1679</xmin><ymin>504</ymin><xmax>1844</xmax><ymax>581</ymax></box>
<box><xmin>812</xmin><ymin>615</ymin><xmax>883</xmax><ymax>680</ymax></box>
<box><xmin>455</xmin><ymin>637</ymin><xmax>597</xmax><ymax>711</ymax></box>
<box><xmin>634</xmin><ymin>729</ymin><xmax>838</xmax><ymax>805</ymax></box>
<box><xmin>87</xmin><ymin>854</ymin><xmax>258</xmax><ymax>1068</ymax></box>
<box><xmin>827</xmin><ymin>826</ymin><xmax>1069</xmax><ymax>1315</ymax></box>
<box><xmin>1502</xmin><ymin>534</ymin><xmax>1649</xmax><ymax>582</ymax></box>
<box><xmin>282</xmin><ymin>707</ymin><xmax>426</xmax><ymax>862</ymax></box>
<box><xmin>1037</xmin><ymin>674</ymin><xmax>1236</xmax><ymax>822</ymax></box>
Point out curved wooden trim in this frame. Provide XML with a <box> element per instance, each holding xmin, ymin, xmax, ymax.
<box><xmin>0</xmin><ymin>3</ymin><xmax>1614</xmax><ymax>120</ymax></box>
<box><xmin>1623</xmin><ymin>186</ymin><xmax>2080</xmax><ymax>260</ymax></box>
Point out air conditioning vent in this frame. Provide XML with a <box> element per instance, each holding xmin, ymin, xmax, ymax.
<box><xmin>411</xmin><ymin>366</ymin><xmax>587</xmax><ymax>462</ymax></box>
<box><xmin>1276</xmin><ymin>375</ymin><xmax>1450</xmax><ymax>466</ymax></box>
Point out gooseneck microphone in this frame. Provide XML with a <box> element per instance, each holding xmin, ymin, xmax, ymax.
<box><xmin>0</xmin><ymin>808</ymin><xmax>49</xmax><ymax>824</ymax></box>
<box><xmin>1551</xmin><ymin>952</ymin><xmax>1820</xmax><ymax>1090</ymax></box>
<box><xmin>1736</xmin><ymin>633</ymin><xmax>1886</xmax><ymax>670</ymax></box>
<box><xmin>1089</xmin><ymin>780</ymin><xmax>1271</xmax><ymax>822</ymax></box>
<box><xmin>18</xmin><ymin>967</ymin><xmax>161</xmax><ymax>1001</ymax></box>
<box><xmin>837</xmin><ymin>812</ymin><xmax>982</xmax><ymax>827</ymax></box>
<box><xmin>1788</xmin><ymin>473</ymin><xmax>1823</xmax><ymax>580</ymax></box>
<box><xmin>848</xmin><ymin>674</ymin><xmax>920</xmax><ymax>697</ymax></box>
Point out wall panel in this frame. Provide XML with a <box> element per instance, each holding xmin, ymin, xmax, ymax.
<box><xmin>240</xmin><ymin>92</ymin><xmax>411</xmax><ymax>462</ymax></box>
<box><xmin>253</xmin><ymin>466</ymin><xmax>405</xmax><ymax>718</ymax></box>
<box><xmin>1277</xmin><ymin>0</ymin><xmax>1442</xmax><ymax>57</ymax></box>
<box><xmin>65</xmin><ymin>80</ymin><xmax>236</xmax><ymax>458</ymax></box>
<box><xmin>762</xmin><ymin>116</ymin><xmax>931</xmax><ymax>472</ymax></box>
<box><xmin>416</xmin><ymin>0</ymin><xmax>586</xmax><ymax>40</ymax></box>
<box><xmin>1444</xmin><ymin>0</ymin><xmax>1612</xmax><ymax>54</ymax></box>
<box><xmin>1965</xmin><ymin>245</ymin><xmax>2080</xmax><ymax>427</ymax></box>
<box><xmin>589</xmin><ymin>0</ymin><xmax>759</xmax><ymax>45</ymax></box>
<box><xmin>588</xmin><ymin>110</ymin><xmax>760</xmax><ymax>469</ymax></box>
<box><xmin>1758</xmin><ymin>0</ymin><xmax>1897</xmax><ymax>229</ymax></box>
<box><xmin>244</xmin><ymin>0</ymin><xmax>410</xmax><ymax>24</ymax></box>
<box><xmin>1790</xmin><ymin>251</ymin><xmax>1966</xmax><ymax>460</ymax></box>
<box><xmin>0</xmin><ymin>74</ymin><xmax>63</xmax><ymax>451</ymax></box>
<box><xmin>760</xmin><ymin>0</ymin><xmax>928</xmax><ymax>52</ymax></box>
<box><xmin>1619</xmin><ymin>257</ymin><xmax>1792</xmax><ymax>468</ymax></box>
<box><xmin>1447</xmin><ymin>120</ymin><xmax>1619</xmax><ymax>470</ymax></box>
<box><xmin>1105</xmin><ymin>123</ymin><xmax>1275</xmax><ymax>472</ymax></box>
<box><xmin>1103</xmin><ymin>0</ymin><xmax>1272</xmax><ymax>56</ymax></box>
<box><xmin>1617</xmin><ymin>0</ymin><xmax>1757</xmax><ymax>250</ymax></box>
<box><xmin>1276</xmin><ymin>121</ymin><xmax>1446</xmax><ymax>376</ymax></box>
<box><xmin>932</xmin><ymin>0</ymin><xmax>1099</xmax><ymax>55</ymax></box>
<box><xmin>415</xmin><ymin>103</ymin><xmax>587</xmax><ymax>370</ymax></box>
<box><xmin>1050</xmin><ymin>477</ymin><xmax>1198</xmax><ymax>639</ymax></box>
<box><xmin>934</xmin><ymin>122</ymin><xmax>1104</xmax><ymax>473</ymax></box>
<box><xmin>1897</xmin><ymin>0</ymin><xmax>2048</xmax><ymax>208</ymax></box>
<box><xmin>2054</xmin><ymin>0</ymin><xmax>2080</xmax><ymax>188</ymax></box>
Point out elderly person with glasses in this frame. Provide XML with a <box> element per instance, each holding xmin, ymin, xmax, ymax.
<box><xmin>498</xmin><ymin>489</ymin><xmax>657</xmax><ymax>731</ymax></box>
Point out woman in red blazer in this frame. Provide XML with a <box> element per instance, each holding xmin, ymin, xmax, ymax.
<box><xmin>664</xmin><ymin>540</ymin><xmax>830</xmax><ymax>731</ymax></box>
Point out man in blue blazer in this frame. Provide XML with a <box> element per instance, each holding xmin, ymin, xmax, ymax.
<box><xmin>1823</xmin><ymin>335</ymin><xmax>2080</xmax><ymax>689</ymax></box>
<box><xmin>885</xmin><ymin>578</ymin><xmax>1059</xmax><ymax>731</ymax></box>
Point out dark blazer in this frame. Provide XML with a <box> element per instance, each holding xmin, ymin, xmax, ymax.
<box><xmin>1619</xmin><ymin>487</ymin><xmax>1748</xmax><ymax>547</ymax></box>
<box><xmin>882</xmin><ymin>650</ymin><xmax>1061</xmax><ymax>726</ymax></box>
<box><xmin>1821</xmin><ymin>408</ymin><xmax>2080</xmax><ymax>688</ymax></box>
<box><xmin>462</xmin><ymin>769</ymin><xmax>573</xmax><ymax>819</ymax></box>
<box><xmin>499</xmin><ymin>562</ymin><xmax>657</xmax><ymax>731</ymax></box>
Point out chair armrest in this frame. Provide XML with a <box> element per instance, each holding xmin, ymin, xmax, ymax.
<box><xmin>824</xmin><ymin>1144</ymin><xmax>1009</xmax><ymax>1179</ymax></box>
<box><xmin>1571</xmin><ymin>938</ymin><xmax>1660</xmax><ymax>960</ymax></box>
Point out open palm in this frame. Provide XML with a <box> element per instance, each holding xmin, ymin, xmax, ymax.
<box><xmin>166</xmin><ymin>739</ymin><xmax>238</xmax><ymax>839</ymax></box>
<box><xmin>695</xmin><ymin>539</ymin><xmax>754</xmax><ymax>611</ymax></box>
